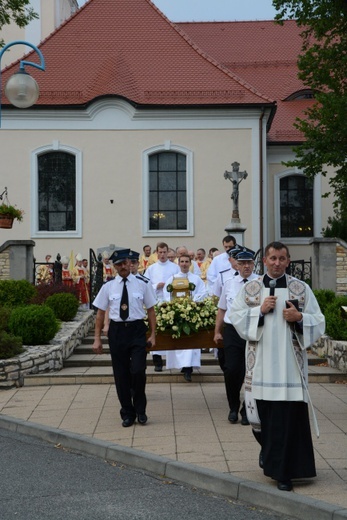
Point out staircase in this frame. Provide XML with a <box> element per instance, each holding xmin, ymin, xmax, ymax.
<box><xmin>24</xmin><ymin>330</ymin><xmax>346</xmax><ymax>386</ymax></box>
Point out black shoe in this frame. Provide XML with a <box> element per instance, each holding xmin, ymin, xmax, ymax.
<box><xmin>241</xmin><ymin>415</ymin><xmax>250</xmax><ymax>426</ymax></box>
<box><xmin>137</xmin><ymin>413</ymin><xmax>148</xmax><ymax>425</ymax></box>
<box><xmin>183</xmin><ymin>372</ymin><xmax>192</xmax><ymax>382</ymax></box>
<box><xmin>259</xmin><ymin>450</ymin><xmax>264</xmax><ymax>468</ymax></box>
<box><xmin>154</xmin><ymin>365</ymin><xmax>163</xmax><ymax>372</ymax></box>
<box><xmin>228</xmin><ymin>411</ymin><xmax>238</xmax><ymax>423</ymax></box>
<box><xmin>122</xmin><ymin>417</ymin><xmax>135</xmax><ymax>428</ymax></box>
<box><xmin>277</xmin><ymin>480</ymin><xmax>293</xmax><ymax>492</ymax></box>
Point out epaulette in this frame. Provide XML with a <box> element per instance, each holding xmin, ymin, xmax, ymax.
<box><xmin>136</xmin><ymin>274</ymin><xmax>149</xmax><ymax>283</ymax></box>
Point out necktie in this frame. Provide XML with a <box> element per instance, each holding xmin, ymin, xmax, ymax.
<box><xmin>120</xmin><ymin>278</ymin><xmax>129</xmax><ymax>320</ymax></box>
<box><xmin>243</xmin><ymin>278</ymin><xmax>248</xmax><ymax>283</ymax></box>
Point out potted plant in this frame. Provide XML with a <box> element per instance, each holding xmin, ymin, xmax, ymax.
<box><xmin>0</xmin><ymin>203</ymin><xmax>24</xmax><ymax>228</ymax></box>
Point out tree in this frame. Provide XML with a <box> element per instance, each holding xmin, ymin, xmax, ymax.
<box><xmin>273</xmin><ymin>1</ymin><xmax>347</xmax><ymax>227</ymax></box>
<box><xmin>0</xmin><ymin>1</ymin><xmax>38</xmax><ymax>47</ymax></box>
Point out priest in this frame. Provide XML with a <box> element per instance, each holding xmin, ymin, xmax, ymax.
<box><xmin>230</xmin><ymin>241</ymin><xmax>325</xmax><ymax>492</ymax></box>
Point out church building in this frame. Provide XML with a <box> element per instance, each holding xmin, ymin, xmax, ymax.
<box><xmin>0</xmin><ymin>0</ymin><xmax>333</xmax><ymax>261</ymax></box>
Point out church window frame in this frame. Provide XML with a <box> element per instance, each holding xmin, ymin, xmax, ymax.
<box><xmin>142</xmin><ymin>143</ymin><xmax>194</xmax><ymax>237</ymax></box>
<box><xmin>31</xmin><ymin>143</ymin><xmax>82</xmax><ymax>238</ymax></box>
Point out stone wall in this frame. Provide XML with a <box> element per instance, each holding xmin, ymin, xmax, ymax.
<box><xmin>310</xmin><ymin>237</ymin><xmax>347</xmax><ymax>294</ymax></box>
<box><xmin>0</xmin><ymin>249</ymin><xmax>10</xmax><ymax>280</ymax></box>
<box><xmin>336</xmin><ymin>243</ymin><xmax>347</xmax><ymax>295</ymax></box>
<box><xmin>0</xmin><ymin>311</ymin><xmax>94</xmax><ymax>389</ymax></box>
<box><xmin>312</xmin><ymin>335</ymin><xmax>347</xmax><ymax>373</ymax></box>
<box><xmin>0</xmin><ymin>240</ymin><xmax>35</xmax><ymax>282</ymax></box>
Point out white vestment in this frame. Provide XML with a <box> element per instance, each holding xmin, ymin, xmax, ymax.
<box><xmin>164</xmin><ymin>272</ymin><xmax>207</xmax><ymax>370</ymax></box>
<box><xmin>230</xmin><ymin>275</ymin><xmax>325</xmax><ymax>400</ymax></box>
<box><xmin>230</xmin><ymin>275</ymin><xmax>325</xmax><ymax>434</ymax></box>
<box><xmin>145</xmin><ymin>260</ymin><xmax>180</xmax><ymax>356</ymax></box>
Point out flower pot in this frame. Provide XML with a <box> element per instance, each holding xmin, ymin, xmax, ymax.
<box><xmin>0</xmin><ymin>214</ymin><xmax>14</xmax><ymax>229</ymax></box>
<box><xmin>149</xmin><ymin>329</ymin><xmax>215</xmax><ymax>351</ymax></box>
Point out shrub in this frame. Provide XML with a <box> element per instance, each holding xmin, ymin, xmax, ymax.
<box><xmin>0</xmin><ymin>305</ymin><xmax>12</xmax><ymax>331</ymax></box>
<box><xmin>9</xmin><ymin>305</ymin><xmax>60</xmax><ymax>345</ymax></box>
<box><xmin>324</xmin><ymin>296</ymin><xmax>347</xmax><ymax>341</ymax></box>
<box><xmin>31</xmin><ymin>283</ymin><xmax>79</xmax><ymax>305</ymax></box>
<box><xmin>45</xmin><ymin>293</ymin><xmax>79</xmax><ymax>321</ymax></box>
<box><xmin>0</xmin><ymin>331</ymin><xmax>24</xmax><ymax>359</ymax></box>
<box><xmin>313</xmin><ymin>289</ymin><xmax>336</xmax><ymax>315</ymax></box>
<box><xmin>0</xmin><ymin>280</ymin><xmax>36</xmax><ymax>307</ymax></box>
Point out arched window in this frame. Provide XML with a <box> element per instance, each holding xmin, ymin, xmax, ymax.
<box><xmin>31</xmin><ymin>144</ymin><xmax>82</xmax><ymax>238</ymax></box>
<box><xmin>279</xmin><ymin>174</ymin><xmax>314</xmax><ymax>237</ymax></box>
<box><xmin>38</xmin><ymin>152</ymin><xmax>76</xmax><ymax>231</ymax></box>
<box><xmin>142</xmin><ymin>143</ymin><xmax>194</xmax><ymax>236</ymax></box>
<box><xmin>149</xmin><ymin>152</ymin><xmax>187</xmax><ymax>230</ymax></box>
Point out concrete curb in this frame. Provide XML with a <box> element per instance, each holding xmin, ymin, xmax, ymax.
<box><xmin>1</xmin><ymin>414</ymin><xmax>346</xmax><ymax>520</ymax></box>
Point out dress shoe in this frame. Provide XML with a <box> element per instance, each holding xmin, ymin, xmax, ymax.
<box><xmin>241</xmin><ymin>415</ymin><xmax>250</xmax><ymax>426</ymax></box>
<box><xmin>137</xmin><ymin>413</ymin><xmax>148</xmax><ymax>425</ymax></box>
<box><xmin>228</xmin><ymin>411</ymin><xmax>238</xmax><ymax>423</ymax></box>
<box><xmin>277</xmin><ymin>480</ymin><xmax>293</xmax><ymax>491</ymax></box>
<box><xmin>122</xmin><ymin>417</ymin><xmax>135</xmax><ymax>428</ymax></box>
<box><xmin>183</xmin><ymin>372</ymin><xmax>192</xmax><ymax>382</ymax></box>
<box><xmin>154</xmin><ymin>365</ymin><xmax>163</xmax><ymax>372</ymax></box>
<box><xmin>259</xmin><ymin>450</ymin><xmax>264</xmax><ymax>468</ymax></box>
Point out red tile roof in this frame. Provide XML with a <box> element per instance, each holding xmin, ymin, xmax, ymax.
<box><xmin>177</xmin><ymin>20</ymin><xmax>309</xmax><ymax>143</ymax></box>
<box><xmin>1</xmin><ymin>0</ymin><xmax>273</xmax><ymax>108</ymax></box>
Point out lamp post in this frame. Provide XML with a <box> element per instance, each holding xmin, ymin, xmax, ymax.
<box><xmin>0</xmin><ymin>40</ymin><xmax>45</xmax><ymax>127</ymax></box>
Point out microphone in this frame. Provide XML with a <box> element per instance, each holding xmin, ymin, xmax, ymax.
<box><xmin>268</xmin><ymin>279</ymin><xmax>276</xmax><ymax>313</ymax></box>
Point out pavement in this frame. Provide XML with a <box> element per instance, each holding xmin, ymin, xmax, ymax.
<box><xmin>0</xmin><ymin>375</ymin><xmax>346</xmax><ymax>520</ymax></box>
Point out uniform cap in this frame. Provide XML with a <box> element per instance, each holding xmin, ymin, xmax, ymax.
<box><xmin>109</xmin><ymin>248</ymin><xmax>136</xmax><ymax>264</ymax></box>
<box><xmin>235</xmin><ymin>248</ymin><xmax>255</xmax><ymax>261</ymax></box>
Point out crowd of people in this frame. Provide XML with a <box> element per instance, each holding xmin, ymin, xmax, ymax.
<box><xmin>40</xmin><ymin>236</ymin><xmax>326</xmax><ymax>494</ymax></box>
<box><xmin>36</xmin><ymin>253</ymin><xmax>90</xmax><ymax>309</ymax></box>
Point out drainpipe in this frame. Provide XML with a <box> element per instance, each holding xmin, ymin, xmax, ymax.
<box><xmin>259</xmin><ymin>107</ymin><xmax>265</xmax><ymax>256</ymax></box>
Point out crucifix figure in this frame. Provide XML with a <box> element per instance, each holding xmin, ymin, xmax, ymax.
<box><xmin>224</xmin><ymin>161</ymin><xmax>248</xmax><ymax>219</ymax></box>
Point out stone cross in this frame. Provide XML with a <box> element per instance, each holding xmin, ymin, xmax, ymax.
<box><xmin>224</xmin><ymin>161</ymin><xmax>248</xmax><ymax>219</ymax></box>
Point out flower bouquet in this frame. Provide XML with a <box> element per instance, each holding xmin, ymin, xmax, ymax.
<box><xmin>147</xmin><ymin>296</ymin><xmax>218</xmax><ymax>350</ymax></box>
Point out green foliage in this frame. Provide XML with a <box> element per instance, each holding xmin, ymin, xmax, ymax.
<box><xmin>324</xmin><ymin>296</ymin><xmax>347</xmax><ymax>341</ymax></box>
<box><xmin>0</xmin><ymin>1</ymin><xmax>38</xmax><ymax>47</ymax></box>
<box><xmin>0</xmin><ymin>305</ymin><xmax>12</xmax><ymax>331</ymax></box>
<box><xmin>45</xmin><ymin>293</ymin><xmax>79</xmax><ymax>321</ymax></box>
<box><xmin>31</xmin><ymin>283</ymin><xmax>79</xmax><ymax>305</ymax></box>
<box><xmin>273</xmin><ymin>1</ymin><xmax>347</xmax><ymax>214</ymax></box>
<box><xmin>322</xmin><ymin>208</ymin><xmax>347</xmax><ymax>242</ymax></box>
<box><xmin>0</xmin><ymin>203</ymin><xmax>24</xmax><ymax>221</ymax></box>
<box><xmin>0</xmin><ymin>330</ymin><xmax>24</xmax><ymax>359</ymax></box>
<box><xmin>313</xmin><ymin>289</ymin><xmax>336</xmax><ymax>315</ymax></box>
<box><xmin>0</xmin><ymin>280</ymin><xmax>36</xmax><ymax>307</ymax></box>
<box><xmin>9</xmin><ymin>305</ymin><xmax>59</xmax><ymax>345</ymax></box>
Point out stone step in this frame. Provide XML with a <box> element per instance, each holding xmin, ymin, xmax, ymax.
<box><xmin>66</xmin><ymin>341</ymin><xmax>327</xmax><ymax>366</ymax></box>
<box><xmin>64</xmin><ymin>349</ymin><xmax>219</xmax><ymax>367</ymax></box>
<box><xmin>22</xmin><ymin>331</ymin><xmax>341</xmax><ymax>386</ymax></box>
<box><xmin>23</xmin><ymin>361</ymin><xmax>345</xmax><ymax>387</ymax></box>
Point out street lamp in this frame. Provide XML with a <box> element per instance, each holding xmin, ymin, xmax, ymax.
<box><xmin>0</xmin><ymin>40</ymin><xmax>45</xmax><ymax>126</ymax></box>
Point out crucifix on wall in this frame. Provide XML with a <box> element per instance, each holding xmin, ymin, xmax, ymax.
<box><xmin>224</xmin><ymin>161</ymin><xmax>248</xmax><ymax>219</ymax></box>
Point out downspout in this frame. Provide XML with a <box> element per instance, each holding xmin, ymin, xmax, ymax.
<box><xmin>259</xmin><ymin>107</ymin><xmax>265</xmax><ymax>256</ymax></box>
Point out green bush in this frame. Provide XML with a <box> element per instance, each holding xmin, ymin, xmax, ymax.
<box><xmin>0</xmin><ymin>331</ymin><xmax>24</xmax><ymax>359</ymax></box>
<box><xmin>324</xmin><ymin>296</ymin><xmax>347</xmax><ymax>341</ymax></box>
<box><xmin>9</xmin><ymin>305</ymin><xmax>60</xmax><ymax>345</ymax></box>
<box><xmin>30</xmin><ymin>282</ymin><xmax>79</xmax><ymax>305</ymax></box>
<box><xmin>322</xmin><ymin>210</ymin><xmax>347</xmax><ymax>242</ymax></box>
<box><xmin>45</xmin><ymin>293</ymin><xmax>79</xmax><ymax>321</ymax></box>
<box><xmin>0</xmin><ymin>280</ymin><xmax>36</xmax><ymax>307</ymax></box>
<box><xmin>313</xmin><ymin>289</ymin><xmax>336</xmax><ymax>315</ymax></box>
<box><xmin>0</xmin><ymin>305</ymin><xmax>12</xmax><ymax>331</ymax></box>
